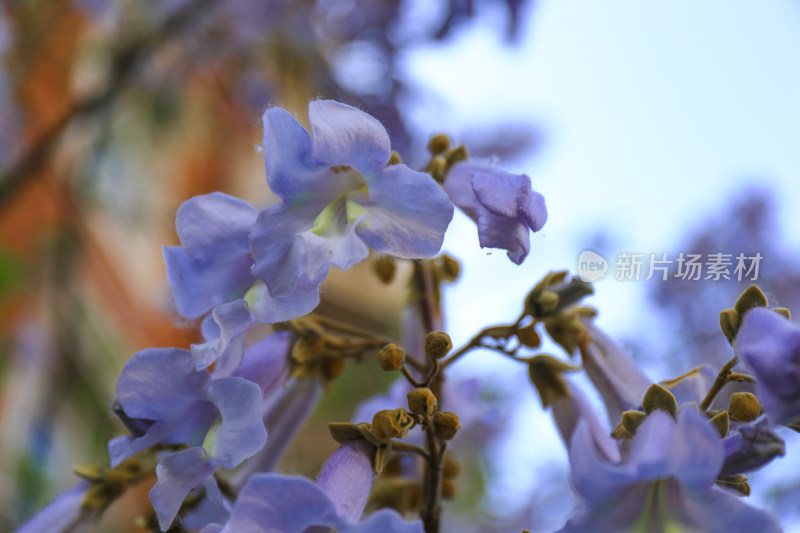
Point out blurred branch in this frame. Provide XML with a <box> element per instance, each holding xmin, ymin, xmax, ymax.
<box><xmin>0</xmin><ymin>0</ymin><xmax>219</xmax><ymax>206</ymax></box>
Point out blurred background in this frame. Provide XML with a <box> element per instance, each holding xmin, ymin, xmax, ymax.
<box><xmin>2</xmin><ymin>0</ymin><xmax>800</xmax><ymax>531</ymax></box>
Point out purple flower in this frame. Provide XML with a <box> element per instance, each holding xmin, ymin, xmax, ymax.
<box><xmin>201</xmin><ymin>443</ymin><xmax>423</xmax><ymax>533</ymax></box>
<box><xmin>250</xmin><ymin>100</ymin><xmax>453</xmax><ymax>317</ymax></box>
<box><xmin>109</xmin><ymin>346</ymin><xmax>272</xmax><ymax>530</ymax></box>
<box><xmin>558</xmin><ymin>408</ymin><xmax>781</xmax><ymax>533</ymax></box>
<box><xmin>736</xmin><ymin>307</ymin><xmax>800</xmax><ymax>424</ymax></box>
<box><xmin>444</xmin><ymin>161</ymin><xmax>546</xmax><ymax>264</ymax></box>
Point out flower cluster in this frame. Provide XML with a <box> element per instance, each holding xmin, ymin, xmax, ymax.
<box><xmin>19</xmin><ymin>99</ymin><xmax>800</xmax><ymax>533</ymax></box>
<box><xmin>17</xmin><ymin>100</ymin><xmax>551</xmax><ymax>533</ymax></box>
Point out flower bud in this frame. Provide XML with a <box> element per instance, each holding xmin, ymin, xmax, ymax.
<box><xmin>642</xmin><ymin>384</ymin><xmax>678</xmax><ymax>416</ymax></box>
<box><xmin>442</xmin><ymin>454</ymin><xmax>461</xmax><ymax>479</ymax></box>
<box><xmin>425</xmin><ymin>331</ymin><xmax>452</xmax><ymax>359</ymax></box>
<box><xmin>437</xmin><ymin>254</ymin><xmax>460</xmax><ymax>282</ymax></box>
<box><xmin>377</xmin><ymin>344</ymin><xmax>406</xmax><ymax>371</ymax></box>
<box><xmin>729</xmin><ymin>392</ymin><xmax>760</xmax><ymax>422</ymax></box>
<box><xmin>372</xmin><ymin>255</ymin><xmax>396</xmax><ymax>284</ymax></box>
<box><xmin>441</xmin><ymin>478</ymin><xmax>457</xmax><ymax>499</ymax></box>
<box><xmin>432</xmin><ymin>411</ymin><xmax>461</xmax><ymax>440</ymax></box>
<box><xmin>407</xmin><ymin>387</ymin><xmax>438</xmax><ymax>416</ymax></box>
<box><xmin>371</xmin><ymin>408</ymin><xmax>415</xmax><ymax>441</ymax></box>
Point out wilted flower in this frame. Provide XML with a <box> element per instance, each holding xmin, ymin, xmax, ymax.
<box><xmin>444</xmin><ymin>161</ymin><xmax>546</xmax><ymax>264</ymax></box>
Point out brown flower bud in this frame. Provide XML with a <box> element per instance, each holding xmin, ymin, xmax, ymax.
<box><xmin>441</xmin><ymin>478</ymin><xmax>458</xmax><ymax>500</ymax></box>
<box><xmin>729</xmin><ymin>392</ymin><xmax>760</xmax><ymax>422</ymax></box>
<box><xmin>371</xmin><ymin>408</ymin><xmax>415</xmax><ymax>441</ymax></box>
<box><xmin>407</xmin><ymin>387</ymin><xmax>438</xmax><ymax>416</ymax></box>
<box><xmin>377</xmin><ymin>344</ymin><xmax>406</xmax><ymax>372</ymax></box>
<box><xmin>442</xmin><ymin>454</ymin><xmax>462</xmax><ymax>479</ymax></box>
<box><xmin>425</xmin><ymin>331</ymin><xmax>452</xmax><ymax>359</ymax></box>
<box><xmin>372</xmin><ymin>255</ymin><xmax>396</xmax><ymax>284</ymax></box>
<box><xmin>432</xmin><ymin>411</ymin><xmax>461</xmax><ymax>440</ymax></box>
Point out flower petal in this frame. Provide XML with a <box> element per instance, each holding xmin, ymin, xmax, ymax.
<box><xmin>205</xmin><ymin>377</ymin><xmax>267</xmax><ymax>469</ymax></box>
<box><xmin>316</xmin><ymin>443</ymin><xmax>373</xmax><ymax>523</ymax></box>
<box><xmin>164</xmin><ymin>193</ymin><xmax>256</xmax><ymax>319</ymax></box>
<box><xmin>721</xmin><ymin>415</ymin><xmax>785</xmax><ymax>476</ymax></box>
<box><xmin>191</xmin><ymin>299</ymin><xmax>256</xmax><ymax>374</ymax></box>
<box><xmin>16</xmin><ymin>482</ymin><xmax>91</xmax><ymax>533</ymax></box>
<box><xmin>353</xmin><ymin>165</ymin><xmax>453</xmax><ymax>259</ymax></box>
<box><xmin>245</xmin><ymin>279</ymin><xmax>321</xmax><ymax>325</ymax></box>
<box><xmin>569</xmin><ymin>419</ymin><xmax>633</xmax><ymax>505</ymax></box>
<box><xmin>579</xmin><ymin>320</ymin><xmax>652</xmax><ymax>423</ymax></box>
<box><xmin>150</xmin><ymin>447</ymin><xmax>219</xmax><ymax>531</ymax></box>
<box><xmin>736</xmin><ymin>307</ymin><xmax>800</xmax><ymax>423</ymax></box>
<box><xmin>232</xmin><ymin>330</ymin><xmax>290</xmax><ymax>394</ymax></box>
<box><xmin>308</xmin><ymin>100</ymin><xmax>390</xmax><ymax>172</ymax></box>
<box><xmin>218</xmin><ymin>474</ymin><xmax>341</xmax><ymax>532</ymax></box>
<box><xmin>669</xmin><ymin>408</ymin><xmax>724</xmax><ymax>490</ymax></box>
<box><xmin>117</xmin><ymin>348</ymin><xmax>209</xmax><ymax>421</ymax></box>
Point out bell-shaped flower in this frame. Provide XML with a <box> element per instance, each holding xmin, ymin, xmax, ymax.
<box><xmin>250</xmin><ymin>100</ymin><xmax>453</xmax><ymax>318</ymax></box>
<box><xmin>444</xmin><ymin>161</ymin><xmax>547</xmax><ymax>264</ymax></box>
<box><xmin>558</xmin><ymin>408</ymin><xmax>781</xmax><ymax>533</ymax></box>
<box><xmin>201</xmin><ymin>443</ymin><xmax>423</xmax><ymax>533</ymax></box>
<box><xmin>735</xmin><ymin>307</ymin><xmax>800</xmax><ymax>424</ymax></box>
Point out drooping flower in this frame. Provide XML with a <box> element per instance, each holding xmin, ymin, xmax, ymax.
<box><xmin>201</xmin><ymin>443</ymin><xmax>423</xmax><ymax>533</ymax></box>
<box><xmin>735</xmin><ymin>307</ymin><xmax>800</xmax><ymax>425</ymax></box>
<box><xmin>444</xmin><ymin>161</ymin><xmax>547</xmax><ymax>264</ymax></box>
<box><xmin>250</xmin><ymin>100</ymin><xmax>453</xmax><ymax>317</ymax></box>
<box><xmin>558</xmin><ymin>408</ymin><xmax>782</xmax><ymax>533</ymax></box>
